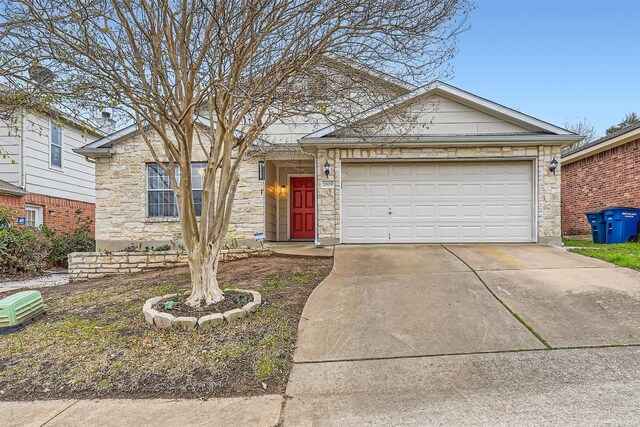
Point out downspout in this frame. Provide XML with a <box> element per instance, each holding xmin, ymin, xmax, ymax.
<box><xmin>314</xmin><ymin>153</ymin><xmax>321</xmax><ymax>247</ymax></box>
<box><xmin>19</xmin><ymin>108</ymin><xmax>25</xmax><ymax>188</ymax></box>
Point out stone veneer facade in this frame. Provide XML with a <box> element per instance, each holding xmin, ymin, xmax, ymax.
<box><xmin>315</xmin><ymin>144</ymin><xmax>562</xmax><ymax>245</ymax></box>
<box><xmin>94</xmin><ymin>131</ymin><xmax>265</xmax><ymax>250</ymax></box>
<box><xmin>95</xmin><ymin>129</ymin><xmax>562</xmax><ymax>248</ymax></box>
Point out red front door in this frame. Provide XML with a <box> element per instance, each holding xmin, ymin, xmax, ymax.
<box><xmin>290</xmin><ymin>176</ymin><xmax>315</xmax><ymax>240</ymax></box>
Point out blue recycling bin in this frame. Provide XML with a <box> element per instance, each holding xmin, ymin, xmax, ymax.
<box><xmin>603</xmin><ymin>207</ymin><xmax>640</xmax><ymax>243</ymax></box>
<box><xmin>585</xmin><ymin>211</ymin><xmax>606</xmax><ymax>244</ymax></box>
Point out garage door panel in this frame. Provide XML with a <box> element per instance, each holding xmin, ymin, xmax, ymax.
<box><xmin>369</xmin><ymin>226</ymin><xmax>390</xmax><ymax>239</ymax></box>
<box><xmin>344</xmin><ymin>205</ymin><xmax>366</xmax><ymax>218</ymax></box>
<box><xmin>461</xmin><ymin>226</ymin><xmax>482</xmax><ymax>239</ymax></box>
<box><xmin>415</xmin><ymin>164</ymin><xmax>436</xmax><ymax>176</ymax></box>
<box><xmin>508</xmin><ymin>183</ymin><xmax>530</xmax><ymax>196</ymax></box>
<box><xmin>415</xmin><ymin>205</ymin><xmax>436</xmax><ymax>218</ymax></box>
<box><xmin>391</xmin><ymin>226</ymin><xmax>412</xmax><ymax>239</ymax></box>
<box><xmin>343</xmin><ymin>183</ymin><xmax>367</xmax><ymax>198</ymax></box>
<box><xmin>369</xmin><ymin>205</ymin><xmax>389</xmax><ymax>218</ymax></box>
<box><xmin>344</xmin><ymin>226</ymin><xmax>366</xmax><ymax>240</ymax></box>
<box><xmin>438</xmin><ymin>205</ymin><xmax>459</xmax><ymax>218</ymax></box>
<box><xmin>369</xmin><ymin>164</ymin><xmax>390</xmax><ymax>177</ymax></box>
<box><xmin>437</xmin><ymin>184</ymin><xmax>459</xmax><ymax>197</ymax></box>
<box><xmin>461</xmin><ymin>184</ymin><xmax>483</xmax><ymax>197</ymax></box>
<box><xmin>415</xmin><ymin>226</ymin><xmax>436</xmax><ymax>238</ymax></box>
<box><xmin>508</xmin><ymin>225</ymin><xmax>530</xmax><ymax>238</ymax></box>
<box><xmin>415</xmin><ymin>184</ymin><xmax>435</xmax><ymax>197</ymax></box>
<box><xmin>391</xmin><ymin>205</ymin><xmax>412</xmax><ymax>219</ymax></box>
<box><xmin>341</xmin><ymin>161</ymin><xmax>533</xmax><ymax>243</ymax></box>
<box><xmin>461</xmin><ymin>205</ymin><xmax>483</xmax><ymax>218</ymax></box>
<box><xmin>438</xmin><ymin>226</ymin><xmax>459</xmax><ymax>238</ymax></box>
<box><xmin>368</xmin><ymin>184</ymin><xmax>389</xmax><ymax>198</ymax></box>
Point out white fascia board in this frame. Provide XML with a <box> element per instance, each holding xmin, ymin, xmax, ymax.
<box><xmin>80</xmin><ymin>123</ymin><xmax>139</xmax><ymax>149</ymax></box>
<box><xmin>303</xmin><ymin>81</ymin><xmax>575</xmax><ymax>139</ymax></box>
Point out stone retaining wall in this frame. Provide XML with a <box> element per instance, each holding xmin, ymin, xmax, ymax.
<box><xmin>68</xmin><ymin>248</ymin><xmax>272</xmax><ymax>281</ymax></box>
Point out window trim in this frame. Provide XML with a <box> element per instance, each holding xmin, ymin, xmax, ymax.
<box><xmin>24</xmin><ymin>204</ymin><xmax>44</xmax><ymax>228</ymax></box>
<box><xmin>146</xmin><ymin>162</ymin><xmax>207</xmax><ymax>218</ymax></box>
<box><xmin>49</xmin><ymin>118</ymin><xmax>63</xmax><ymax>169</ymax></box>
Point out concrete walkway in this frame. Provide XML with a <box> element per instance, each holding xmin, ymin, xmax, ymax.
<box><xmin>285</xmin><ymin>243</ymin><xmax>640</xmax><ymax>425</ymax></box>
<box><xmin>2</xmin><ymin>395</ymin><xmax>283</xmax><ymax>427</ymax></box>
<box><xmin>0</xmin><ymin>273</ymin><xmax>68</xmax><ymax>293</ymax></box>
<box><xmin>270</xmin><ymin>242</ymin><xmax>334</xmax><ymax>258</ymax></box>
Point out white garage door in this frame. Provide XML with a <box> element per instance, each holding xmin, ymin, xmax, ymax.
<box><xmin>341</xmin><ymin>161</ymin><xmax>534</xmax><ymax>243</ymax></box>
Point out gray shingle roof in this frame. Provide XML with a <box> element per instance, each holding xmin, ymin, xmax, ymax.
<box><xmin>562</xmin><ymin>121</ymin><xmax>640</xmax><ymax>158</ymax></box>
<box><xmin>0</xmin><ymin>179</ymin><xmax>27</xmax><ymax>196</ymax></box>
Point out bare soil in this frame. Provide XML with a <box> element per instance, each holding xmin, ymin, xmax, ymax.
<box><xmin>153</xmin><ymin>291</ymin><xmax>252</xmax><ymax>317</ymax></box>
<box><xmin>0</xmin><ymin>255</ymin><xmax>333</xmax><ymax>400</ymax></box>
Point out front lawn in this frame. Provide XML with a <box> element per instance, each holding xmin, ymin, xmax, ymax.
<box><xmin>0</xmin><ymin>255</ymin><xmax>332</xmax><ymax>400</ymax></box>
<box><xmin>564</xmin><ymin>239</ymin><xmax>640</xmax><ymax>271</ymax></box>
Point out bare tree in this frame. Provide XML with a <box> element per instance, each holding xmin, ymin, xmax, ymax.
<box><xmin>0</xmin><ymin>0</ymin><xmax>470</xmax><ymax>306</ymax></box>
<box><xmin>564</xmin><ymin>118</ymin><xmax>598</xmax><ymax>144</ymax></box>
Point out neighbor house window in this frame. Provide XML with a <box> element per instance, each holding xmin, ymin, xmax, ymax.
<box><xmin>147</xmin><ymin>163</ymin><xmax>206</xmax><ymax>217</ymax></box>
<box><xmin>50</xmin><ymin>120</ymin><xmax>62</xmax><ymax>168</ymax></box>
<box><xmin>25</xmin><ymin>204</ymin><xmax>43</xmax><ymax>228</ymax></box>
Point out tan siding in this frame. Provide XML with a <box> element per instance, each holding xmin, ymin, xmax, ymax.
<box><xmin>340</xmin><ymin>94</ymin><xmax>531</xmax><ymax>137</ymax></box>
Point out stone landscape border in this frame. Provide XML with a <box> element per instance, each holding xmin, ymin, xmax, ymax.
<box><xmin>142</xmin><ymin>290</ymin><xmax>262</xmax><ymax>329</ymax></box>
<box><xmin>68</xmin><ymin>248</ymin><xmax>272</xmax><ymax>281</ymax></box>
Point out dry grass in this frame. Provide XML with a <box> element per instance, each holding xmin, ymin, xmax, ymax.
<box><xmin>0</xmin><ymin>256</ymin><xmax>332</xmax><ymax>400</ymax></box>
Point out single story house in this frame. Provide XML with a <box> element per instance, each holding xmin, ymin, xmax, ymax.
<box><xmin>77</xmin><ymin>79</ymin><xmax>581</xmax><ymax>250</ymax></box>
<box><xmin>561</xmin><ymin>122</ymin><xmax>640</xmax><ymax>237</ymax></box>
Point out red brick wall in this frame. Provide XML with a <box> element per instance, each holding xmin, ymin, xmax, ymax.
<box><xmin>562</xmin><ymin>138</ymin><xmax>640</xmax><ymax>236</ymax></box>
<box><xmin>0</xmin><ymin>193</ymin><xmax>95</xmax><ymax>236</ymax></box>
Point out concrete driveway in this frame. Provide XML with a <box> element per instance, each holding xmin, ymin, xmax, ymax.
<box><xmin>285</xmin><ymin>244</ymin><xmax>640</xmax><ymax>426</ymax></box>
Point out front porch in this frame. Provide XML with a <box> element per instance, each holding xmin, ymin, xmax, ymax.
<box><xmin>264</xmin><ymin>157</ymin><xmax>316</xmax><ymax>242</ymax></box>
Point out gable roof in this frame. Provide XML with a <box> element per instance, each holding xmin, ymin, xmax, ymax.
<box><xmin>303</xmin><ymin>81</ymin><xmax>576</xmax><ymax>140</ymax></box>
<box><xmin>562</xmin><ymin>121</ymin><xmax>640</xmax><ymax>164</ymax></box>
<box><xmin>74</xmin><ymin>116</ymin><xmax>266</xmax><ymax>158</ymax></box>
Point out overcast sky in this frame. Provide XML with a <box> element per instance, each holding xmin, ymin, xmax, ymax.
<box><xmin>448</xmin><ymin>0</ymin><xmax>640</xmax><ymax>136</ymax></box>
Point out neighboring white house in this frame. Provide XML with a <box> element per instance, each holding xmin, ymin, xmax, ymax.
<box><xmin>77</xmin><ymin>77</ymin><xmax>581</xmax><ymax>250</ymax></box>
<box><xmin>0</xmin><ymin>108</ymin><xmax>101</xmax><ymax>233</ymax></box>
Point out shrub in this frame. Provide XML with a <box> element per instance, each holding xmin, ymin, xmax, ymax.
<box><xmin>48</xmin><ymin>213</ymin><xmax>96</xmax><ymax>267</ymax></box>
<box><xmin>0</xmin><ymin>207</ymin><xmax>52</xmax><ymax>275</ymax></box>
<box><xmin>0</xmin><ymin>207</ymin><xmax>96</xmax><ymax>274</ymax></box>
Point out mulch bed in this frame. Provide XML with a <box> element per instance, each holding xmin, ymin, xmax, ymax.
<box><xmin>0</xmin><ymin>255</ymin><xmax>333</xmax><ymax>400</ymax></box>
<box><xmin>153</xmin><ymin>291</ymin><xmax>252</xmax><ymax>317</ymax></box>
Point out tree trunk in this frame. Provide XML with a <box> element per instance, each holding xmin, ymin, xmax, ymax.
<box><xmin>185</xmin><ymin>244</ymin><xmax>224</xmax><ymax>307</ymax></box>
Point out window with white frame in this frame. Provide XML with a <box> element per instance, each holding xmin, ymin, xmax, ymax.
<box><xmin>25</xmin><ymin>204</ymin><xmax>43</xmax><ymax>228</ymax></box>
<box><xmin>147</xmin><ymin>163</ymin><xmax>206</xmax><ymax>217</ymax></box>
<box><xmin>50</xmin><ymin>120</ymin><xmax>62</xmax><ymax>168</ymax></box>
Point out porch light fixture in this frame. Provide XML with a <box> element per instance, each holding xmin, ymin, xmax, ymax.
<box><xmin>549</xmin><ymin>157</ymin><xmax>558</xmax><ymax>174</ymax></box>
<box><xmin>323</xmin><ymin>160</ymin><xmax>331</xmax><ymax>178</ymax></box>
<box><xmin>258</xmin><ymin>160</ymin><xmax>265</xmax><ymax>181</ymax></box>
